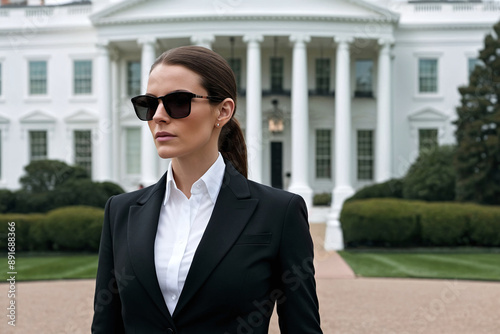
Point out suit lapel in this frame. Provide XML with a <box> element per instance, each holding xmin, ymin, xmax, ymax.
<box><xmin>173</xmin><ymin>162</ymin><xmax>258</xmax><ymax>317</ymax></box>
<box><xmin>127</xmin><ymin>172</ymin><xmax>175</xmax><ymax>327</ymax></box>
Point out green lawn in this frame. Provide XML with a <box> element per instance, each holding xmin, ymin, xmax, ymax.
<box><xmin>338</xmin><ymin>250</ymin><xmax>500</xmax><ymax>281</ymax></box>
<box><xmin>2</xmin><ymin>253</ymin><xmax>98</xmax><ymax>281</ymax></box>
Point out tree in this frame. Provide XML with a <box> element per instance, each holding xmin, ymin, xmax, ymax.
<box><xmin>403</xmin><ymin>145</ymin><xmax>456</xmax><ymax>202</ymax></box>
<box><xmin>455</xmin><ymin>21</ymin><xmax>500</xmax><ymax>205</ymax></box>
<box><xmin>19</xmin><ymin>160</ymin><xmax>88</xmax><ymax>193</ymax></box>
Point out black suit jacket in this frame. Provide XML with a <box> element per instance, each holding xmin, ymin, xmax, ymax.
<box><xmin>91</xmin><ymin>162</ymin><xmax>322</xmax><ymax>334</ymax></box>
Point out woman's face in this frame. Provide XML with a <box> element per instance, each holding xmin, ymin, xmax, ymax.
<box><xmin>146</xmin><ymin>64</ymin><xmax>220</xmax><ymax>160</ymax></box>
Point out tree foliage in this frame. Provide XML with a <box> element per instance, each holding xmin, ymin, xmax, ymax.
<box><xmin>2</xmin><ymin>160</ymin><xmax>125</xmax><ymax>213</ymax></box>
<box><xmin>20</xmin><ymin>160</ymin><xmax>88</xmax><ymax>193</ymax></box>
<box><xmin>403</xmin><ymin>145</ymin><xmax>456</xmax><ymax>202</ymax></box>
<box><xmin>455</xmin><ymin>21</ymin><xmax>500</xmax><ymax>205</ymax></box>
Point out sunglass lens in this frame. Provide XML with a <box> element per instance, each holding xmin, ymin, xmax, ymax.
<box><xmin>164</xmin><ymin>92</ymin><xmax>192</xmax><ymax>119</ymax></box>
<box><xmin>133</xmin><ymin>96</ymin><xmax>157</xmax><ymax>121</ymax></box>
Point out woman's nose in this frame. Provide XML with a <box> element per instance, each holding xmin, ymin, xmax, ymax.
<box><xmin>152</xmin><ymin>100</ymin><xmax>171</xmax><ymax>123</ymax></box>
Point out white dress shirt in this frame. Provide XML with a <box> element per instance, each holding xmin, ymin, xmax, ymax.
<box><xmin>154</xmin><ymin>153</ymin><xmax>225</xmax><ymax>315</ymax></box>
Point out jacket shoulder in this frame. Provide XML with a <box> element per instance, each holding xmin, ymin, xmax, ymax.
<box><xmin>246</xmin><ymin>179</ymin><xmax>304</xmax><ymax>206</ymax></box>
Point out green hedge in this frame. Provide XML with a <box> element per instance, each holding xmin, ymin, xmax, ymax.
<box><xmin>0</xmin><ymin>206</ymin><xmax>104</xmax><ymax>252</ymax></box>
<box><xmin>341</xmin><ymin>199</ymin><xmax>423</xmax><ymax>247</ymax></box>
<box><xmin>341</xmin><ymin>199</ymin><xmax>500</xmax><ymax>247</ymax></box>
<box><xmin>346</xmin><ymin>178</ymin><xmax>404</xmax><ymax>202</ymax></box>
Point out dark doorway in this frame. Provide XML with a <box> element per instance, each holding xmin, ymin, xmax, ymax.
<box><xmin>271</xmin><ymin>142</ymin><xmax>283</xmax><ymax>189</ymax></box>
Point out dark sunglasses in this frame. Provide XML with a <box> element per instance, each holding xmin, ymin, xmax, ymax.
<box><xmin>131</xmin><ymin>91</ymin><xmax>225</xmax><ymax>121</ymax></box>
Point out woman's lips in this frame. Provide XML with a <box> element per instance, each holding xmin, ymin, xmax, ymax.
<box><xmin>155</xmin><ymin>131</ymin><xmax>176</xmax><ymax>142</ymax></box>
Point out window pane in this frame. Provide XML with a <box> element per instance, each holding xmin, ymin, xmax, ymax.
<box><xmin>29</xmin><ymin>61</ymin><xmax>47</xmax><ymax>95</ymax></box>
<box><xmin>74</xmin><ymin>130</ymin><xmax>92</xmax><ymax>176</ymax></box>
<box><xmin>419</xmin><ymin>128</ymin><xmax>438</xmax><ymax>152</ymax></box>
<box><xmin>316</xmin><ymin>58</ymin><xmax>330</xmax><ymax>94</ymax></box>
<box><xmin>74</xmin><ymin>60</ymin><xmax>92</xmax><ymax>95</ymax></box>
<box><xmin>355</xmin><ymin>60</ymin><xmax>373</xmax><ymax>96</ymax></box>
<box><xmin>228</xmin><ymin>58</ymin><xmax>241</xmax><ymax>90</ymax></box>
<box><xmin>419</xmin><ymin>59</ymin><xmax>438</xmax><ymax>93</ymax></box>
<box><xmin>316</xmin><ymin>129</ymin><xmax>331</xmax><ymax>178</ymax></box>
<box><xmin>357</xmin><ymin>130</ymin><xmax>374</xmax><ymax>180</ymax></box>
<box><xmin>29</xmin><ymin>130</ymin><xmax>47</xmax><ymax>161</ymax></box>
<box><xmin>126</xmin><ymin>128</ymin><xmax>141</xmax><ymax>175</ymax></box>
<box><xmin>127</xmin><ymin>61</ymin><xmax>141</xmax><ymax>96</ymax></box>
<box><xmin>468</xmin><ymin>58</ymin><xmax>483</xmax><ymax>77</ymax></box>
<box><xmin>270</xmin><ymin>57</ymin><xmax>284</xmax><ymax>92</ymax></box>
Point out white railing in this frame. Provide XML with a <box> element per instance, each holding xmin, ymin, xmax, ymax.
<box><xmin>414</xmin><ymin>3</ymin><xmax>442</xmax><ymax>13</ymax></box>
<box><xmin>411</xmin><ymin>1</ymin><xmax>500</xmax><ymax>13</ymax></box>
<box><xmin>25</xmin><ymin>7</ymin><xmax>54</xmax><ymax>17</ymax></box>
<box><xmin>67</xmin><ymin>5</ymin><xmax>92</xmax><ymax>15</ymax></box>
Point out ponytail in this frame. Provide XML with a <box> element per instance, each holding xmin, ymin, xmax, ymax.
<box><xmin>219</xmin><ymin>118</ymin><xmax>248</xmax><ymax>178</ymax></box>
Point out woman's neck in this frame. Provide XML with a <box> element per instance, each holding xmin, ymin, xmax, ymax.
<box><xmin>171</xmin><ymin>150</ymin><xmax>219</xmax><ymax>199</ymax></box>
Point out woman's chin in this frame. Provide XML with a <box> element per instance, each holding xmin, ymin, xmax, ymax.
<box><xmin>155</xmin><ymin>148</ymin><xmax>177</xmax><ymax>160</ymax></box>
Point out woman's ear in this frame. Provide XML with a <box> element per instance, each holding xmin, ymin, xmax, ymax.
<box><xmin>216</xmin><ymin>98</ymin><xmax>235</xmax><ymax>127</ymax></box>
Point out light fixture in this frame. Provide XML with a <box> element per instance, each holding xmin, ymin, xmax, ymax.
<box><xmin>268</xmin><ymin>99</ymin><xmax>284</xmax><ymax>134</ymax></box>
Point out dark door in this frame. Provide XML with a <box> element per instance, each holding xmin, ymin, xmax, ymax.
<box><xmin>271</xmin><ymin>142</ymin><xmax>283</xmax><ymax>189</ymax></box>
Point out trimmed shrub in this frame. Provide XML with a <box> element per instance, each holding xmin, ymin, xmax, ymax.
<box><xmin>469</xmin><ymin>205</ymin><xmax>500</xmax><ymax>246</ymax></box>
<box><xmin>403</xmin><ymin>145</ymin><xmax>456</xmax><ymax>201</ymax></box>
<box><xmin>341</xmin><ymin>198</ymin><xmax>500</xmax><ymax>248</ymax></box>
<box><xmin>313</xmin><ymin>193</ymin><xmax>331</xmax><ymax>206</ymax></box>
<box><xmin>341</xmin><ymin>199</ymin><xmax>423</xmax><ymax>247</ymax></box>
<box><xmin>346</xmin><ymin>178</ymin><xmax>404</xmax><ymax>202</ymax></box>
<box><xmin>43</xmin><ymin>206</ymin><xmax>104</xmax><ymax>251</ymax></box>
<box><xmin>419</xmin><ymin>202</ymin><xmax>475</xmax><ymax>246</ymax></box>
<box><xmin>0</xmin><ymin>213</ymin><xmax>45</xmax><ymax>251</ymax></box>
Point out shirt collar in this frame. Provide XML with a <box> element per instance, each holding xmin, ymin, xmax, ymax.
<box><xmin>164</xmin><ymin>153</ymin><xmax>225</xmax><ymax>205</ymax></box>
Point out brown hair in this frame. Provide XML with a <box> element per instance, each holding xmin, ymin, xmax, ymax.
<box><xmin>151</xmin><ymin>46</ymin><xmax>248</xmax><ymax>178</ymax></box>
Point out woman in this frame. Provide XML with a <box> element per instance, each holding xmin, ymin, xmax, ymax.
<box><xmin>91</xmin><ymin>46</ymin><xmax>322</xmax><ymax>334</ymax></box>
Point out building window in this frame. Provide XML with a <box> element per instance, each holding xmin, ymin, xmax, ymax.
<box><xmin>315</xmin><ymin>129</ymin><xmax>331</xmax><ymax>178</ymax></box>
<box><xmin>74</xmin><ymin>60</ymin><xmax>92</xmax><ymax>95</ymax></box>
<box><xmin>355</xmin><ymin>60</ymin><xmax>373</xmax><ymax>97</ymax></box>
<box><xmin>127</xmin><ymin>61</ymin><xmax>141</xmax><ymax>97</ymax></box>
<box><xmin>270</xmin><ymin>57</ymin><xmax>284</xmax><ymax>92</ymax></box>
<box><xmin>29</xmin><ymin>130</ymin><xmax>47</xmax><ymax>161</ymax></box>
<box><xmin>357</xmin><ymin>130</ymin><xmax>374</xmax><ymax>180</ymax></box>
<box><xmin>29</xmin><ymin>60</ymin><xmax>47</xmax><ymax>95</ymax></box>
<box><xmin>419</xmin><ymin>58</ymin><xmax>438</xmax><ymax>93</ymax></box>
<box><xmin>315</xmin><ymin>58</ymin><xmax>330</xmax><ymax>94</ymax></box>
<box><xmin>419</xmin><ymin>128</ymin><xmax>438</xmax><ymax>152</ymax></box>
<box><xmin>74</xmin><ymin>130</ymin><xmax>92</xmax><ymax>176</ymax></box>
<box><xmin>126</xmin><ymin>128</ymin><xmax>141</xmax><ymax>175</ymax></box>
<box><xmin>228</xmin><ymin>58</ymin><xmax>242</xmax><ymax>90</ymax></box>
<box><xmin>468</xmin><ymin>58</ymin><xmax>482</xmax><ymax>77</ymax></box>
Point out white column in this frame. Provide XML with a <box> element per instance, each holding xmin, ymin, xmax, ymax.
<box><xmin>243</xmin><ymin>34</ymin><xmax>263</xmax><ymax>183</ymax></box>
<box><xmin>110</xmin><ymin>47</ymin><xmax>120</xmax><ymax>183</ymax></box>
<box><xmin>288</xmin><ymin>34</ymin><xmax>313</xmax><ymax>209</ymax></box>
<box><xmin>375</xmin><ymin>38</ymin><xmax>394</xmax><ymax>183</ymax></box>
<box><xmin>190</xmin><ymin>34</ymin><xmax>215</xmax><ymax>50</ymax></box>
<box><xmin>138</xmin><ymin>37</ymin><xmax>158</xmax><ymax>186</ymax></box>
<box><xmin>96</xmin><ymin>41</ymin><xmax>113</xmax><ymax>182</ymax></box>
<box><xmin>325</xmin><ymin>36</ymin><xmax>354</xmax><ymax>251</ymax></box>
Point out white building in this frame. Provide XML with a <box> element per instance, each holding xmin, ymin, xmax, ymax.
<box><xmin>0</xmin><ymin>0</ymin><xmax>498</xmax><ymax>249</ymax></box>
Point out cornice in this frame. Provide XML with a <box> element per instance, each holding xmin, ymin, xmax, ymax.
<box><xmin>398</xmin><ymin>22</ymin><xmax>495</xmax><ymax>31</ymax></box>
<box><xmin>92</xmin><ymin>14</ymin><xmax>398</xmax><ymax>27</ymax></box>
